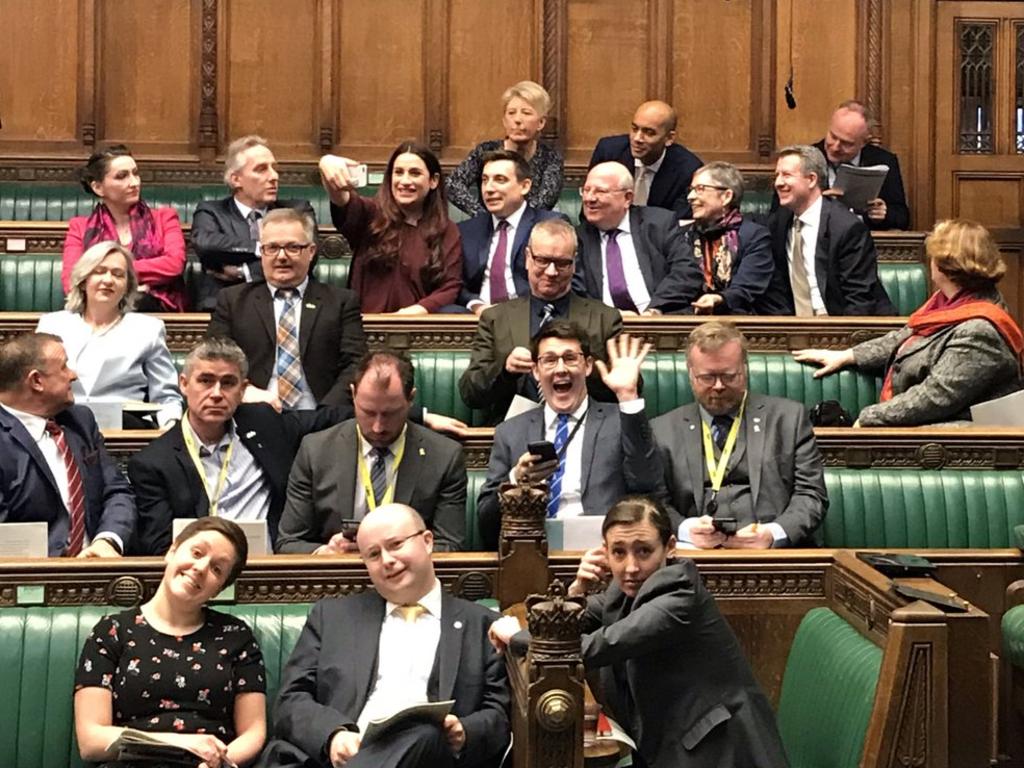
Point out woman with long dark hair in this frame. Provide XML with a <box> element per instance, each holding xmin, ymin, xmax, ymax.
<box><xmin>319</xmin><ymin>142</ymin><xmax>462</xmax><ymax>313</ymax></box>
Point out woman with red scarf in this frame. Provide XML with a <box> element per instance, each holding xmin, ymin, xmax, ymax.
<box><xmin>62</xmin><ymin>145</ymin><xmax>188</xmax><ymax>312</ymax></box>
<box><xmin>794</xmin><ymin>219</ymin><xmax>1024</xmax><ymax>425</ymax></box>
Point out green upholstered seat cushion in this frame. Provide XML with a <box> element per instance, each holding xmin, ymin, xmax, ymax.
<box><xmin>0</xmin><ymin>253</ymin><xmax>65</xmax><ymax>311</ymax></box>
<box><xmin>777</xmin><ymin>607</ymin><xmax>882</xmax><ymax>768</ymax></box>
<box><xmin>823</xmin><ymin>469</ymin><xmax>1024</xmax><ymax>548</ymax></box>
<box><xmin>878</xmin><ymin>262</ymin><xmax>927</xmax><ymax>316</ymax></box>
<box><xmin>1002</xmin><ymin>605</ymin><xmax>1024</xmax><ymax>670</ymax></box>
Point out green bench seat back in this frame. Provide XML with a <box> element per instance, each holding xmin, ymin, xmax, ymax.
<box><xmin>823</xmin><ymin>469</ymin><xmax>1024</xmax><ymax>548</ymax></box>
<box><xmin>312</xmin><ymin>258</ymin><xmax>351</xmax><ymax>288</ymax></box>
<box><xmin>878</xmin><ymin>262</ymin><xmax>927</xmax><ymax>315</ymax></box>
<box><xmin>0</xmin><ymin>253</ymin><xmax>64</xmax><ymax>311</ymax></box>
<box><xmin>777</xmin><ymin>607</ymin><xmax>882</xmax><ymax>768</ymax></box>
<box><xmin>1002</xmin><ymin>604</ymin><xmax>1024</xmax><ymax>671</ymax></box>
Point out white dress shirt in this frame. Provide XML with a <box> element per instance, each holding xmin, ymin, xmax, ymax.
<box><xmin>788</xmin><ymin>195</ymin><xmax>826</xmax><ymax>314</ymax></box>
<box><xmin>475</xmin><ymin>200</ymin><xmax>528</xmax><ymax>308</ymax></box>
<box><xmin>600</xmin><ymin>211</ymin><xmax>651</xmax><ymax>313</ymax></box>
<box><xmin>357</xmin><ymin>578</ymin><xmax>443</xmax><ymax>733</ymax></box>
<box><xmin>266</xmin><ymin>277</ymin><xmax>317</xmax><ymax>410</ymax></box>
<box><xmin>633</xmin><ymin>149</ymin><xmax>666</xmax><ymax>204</ymax></box>
<box><xmin>181</xmin><ymin>417</ymin><xmax>271</xmax><ymax>522</ymax></box>
<box><xmin>352</xmin><ymin>426</ymin><xmax>408</xmax><ymax>520</ymax></box>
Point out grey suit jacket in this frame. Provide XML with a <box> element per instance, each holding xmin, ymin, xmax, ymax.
<box><xmin>458</xmin><ymin>294</ymin><xmax>623</xmax><ymax>425</ymax></box>
<box><xmin>651</xmin><ymin>393</ymin><xmax>827</xmax><ymax>546</ymax></box>
<box><xmin>852</xmin><ymin>289</ymin><xmax>1023</xmax><ymax>425</ymax></box>
<box><xmin>475</xmin><ymin>398</ymin><xmax>668</xmax><ymax>549</ymax></box>
<box><xmin>275</xmin><ymin>420</ymin><xmax>466</xmax><ymax>553</ymax></box>
<box><xmin>271</xmin><ymin>590</ymin><xmax>510</xmax><ymax>768</ymax></box>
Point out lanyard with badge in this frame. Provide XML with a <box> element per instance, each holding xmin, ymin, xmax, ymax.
<box><xmin>181</xmin><ymin>415</ymin><xmax>235</xmax><ymax>516</ymax></box>
<box><xmin>356</xmin><ymin>425</ymin><xmax>407</xmax><ymax>510</ymax></box>
<box><xmin>700</xmin><ymin>392</ymin><xmax>747</xmax><ymax>510</ymax></box>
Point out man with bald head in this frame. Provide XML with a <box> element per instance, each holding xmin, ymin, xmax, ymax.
<box><xmin>263</xmin><ymin>504</ymin><xmax>510</xmax><ymax>768</ymax></box>
<box><xmin>589</xmin><ymin>100</ymin><xmax>703</xmax><ymax>219</ymax></box>
<box><xmin>577</xmin><ymin>161</ymin><xmax>701</xmax><ymax>316</ymax></box>
<box><xmin>814</xmin><ymin>100</ymin><xmax>910</xmax><ymax>230</ymax></box>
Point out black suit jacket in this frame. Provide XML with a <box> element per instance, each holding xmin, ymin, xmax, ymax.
<box><xmin>577</xmin><ymin>206</ymin><xmax>702</xmax><ymax>314</ymax></box>
<box><xmin>127</xmin><ymin>403</ymin><xmax>351</xmax><ymax>555</ymax></box>
<box><xmin>0</xmin><ymin>404</ymin><xmax>135</xmax><ymax>555</ymax></box>
<box><xmin>270</xmin><ymin>590</ymin><xmax>509</xmax><ymax>768</ymax></box>
<box><xmin>456</xmin><ymin>206</ymin><xmax>565</xmax><ymax>307</ymax></box>
<box><xmin>207</xmin><ymin>280</ymin><xmax>367</xmax><ymax>407</ymax></box>
<box><xmin>765</xmin><ymin>197</ymin><xmax>896</xmax><ymax>316</ymax></box>
<box><xmin>589</xmin><ymin>135</ymin><xmax>703</xmax><ymax>218</ymax></box>
<box><xmin>813</xmin><ymin>139</ymin><xmax>910</xmax><ymax>230</ymax></box>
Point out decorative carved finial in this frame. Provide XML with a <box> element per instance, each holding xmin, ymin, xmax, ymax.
<box><xmin>498</xmin><ymin>481</ymin><xmax>548</xmax><ymax>542</ymax></box>
<box><xmin>526</xmin><ymin>580</ymin><xmax>587</xmax><ymax>661</ymax></box>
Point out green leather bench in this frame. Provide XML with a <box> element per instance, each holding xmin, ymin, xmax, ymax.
<box><xmin>776</xmin><ymin>607</ymin><xmax>882</xmax><ymax>768</ymax></box>
<box><xmin>1003</xmin><ymin>604</ymin><xmax>1024</xmax><ymax>671</ymax></box>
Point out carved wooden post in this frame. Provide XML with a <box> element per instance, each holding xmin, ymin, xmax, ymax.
<box><xmin>496</xmin><ymin>482</ymin><xmax>551</xmax><ymax>609</ymax></box>
<box><xmin>514</xmin><ymin>581</ymin><xmax>586</xmax><ymax>768</ymax></box>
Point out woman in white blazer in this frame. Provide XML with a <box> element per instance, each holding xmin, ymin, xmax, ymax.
<box><xmin>37</xmin><ymin>240</ymin><xmax>182</xmax><ymax>428</ymax></box>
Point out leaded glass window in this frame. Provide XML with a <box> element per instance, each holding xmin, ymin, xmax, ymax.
<box><xmin>959</xmin><ymin>21</ymin><xmax>995</xmax><ymax>153</ymax></box>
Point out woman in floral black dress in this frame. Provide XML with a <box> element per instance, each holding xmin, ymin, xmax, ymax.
<box><xmin>75</xmin><ymin>518</ymin><xmax>266</xmax><ymax>768</ymax></box>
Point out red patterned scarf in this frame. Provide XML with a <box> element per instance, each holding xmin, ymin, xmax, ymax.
<box><xmin>693</xmin><ymin>209</ymin><xmax>743</xmax><ymax>291</ymax></box>
<box><xmin>82</xmin><ymin>200</ymin><xmax>164</xmax><ymax>260</ymax></box>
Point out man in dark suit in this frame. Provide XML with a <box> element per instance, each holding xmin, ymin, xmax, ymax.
<box><xmin>207</xmin><ymin>207</ymin><xmax>367</xmax><ymax>410</ymax></box>
<box><xmin>0</xmin><ymin>333</ymin><xmax>134</xmax><ymax>557</ymax></box>
<box><xmin>191</xmin><ymin>135</ymin><xmax>318</xmax><ymax>309</ymax></box>
<box><xmin>128</xmin><ymin>338</ymin><xmax>353</xmax><ymax>555</ymax></box>
<box><xmin>276</xmin><ymin>349</ymin><xmax>466</xmax><ymax>554</ymax></box>
<box><xmin>815</xmin><ymin>100</ymin><xmax>910</xmax><ymax>230</ymax></box>
<box><xmin>588</xmin><ymin>100</ymin><xmax>703</xmax><ymax>219</ymax></box>
<box><xmin>477</xmin><ymin>325</ymin><xmax>666</xmax><ymax>549</ymax></box>
<box><xmin>456</xmin><ymin>149</ymin><xmax>564</xmax><ymax>314</ymax></box>
<box><xmin>766</xmin><ymin>144</ymin><xmax>896</xmax><ymax>316</ymax></box>
<box><xmin>260</xmin><ymin>503</ymin><xmax>509</xmax><ymax>768</ymax></box>
<box><xmin>652</xmin><ymin>321</ymin><xmax>827</xmax><ymax>548</ymax></box>
<box><xmin>577</xmin><ymin>161</ymin><xmax>701</xmax><ymax>315</ymax></box>
<box><xmin>459</xmin><ymin>218</ymin><xmax>623</xmax><ymax>425</ymax></box>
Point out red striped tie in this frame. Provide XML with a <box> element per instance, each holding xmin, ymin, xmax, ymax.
<box><xmin>45</xmin><ymin>420</ymin><xmax>86</xmax><ymax>557</ymax></box>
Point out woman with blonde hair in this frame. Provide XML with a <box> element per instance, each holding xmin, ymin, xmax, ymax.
<box><xmin>38</xmin><ymin>240</ymin><xmax>182</xmax><ymax>428</ymax></box>
<box><xmin>795</xmin><ymin>219</ymin><xmax>1024</xmax><ymax>425</ymax></box>
<box><xmin>446</xmin><ymin>80</ymin><xmax>564</xmax><ymax>214</ymax></box>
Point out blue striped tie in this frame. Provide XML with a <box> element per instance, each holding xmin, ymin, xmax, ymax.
<box><xmin>547</xmin><ymin>413</ymin><xmax>570</xmax><ymax>518</ymax></box>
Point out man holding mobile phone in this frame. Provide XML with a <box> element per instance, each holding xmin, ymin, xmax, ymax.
<box><xmin>475</xmin><ymin>322</ymin><xmax>670</xmax><ymax>549</ymax></box>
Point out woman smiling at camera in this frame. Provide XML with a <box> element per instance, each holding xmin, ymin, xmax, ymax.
<box><xmin>74</xmin><ymin>518</ymin><xmax>266</xmax><ymax>768</ymax></box>
<box><xmin>319</xmin><ymin>142</ymin><xmax>462</xmax><ymax>314</ymax></box>
<box><xmin>38</xmin><ymin>241</ymin><xmax>182</xmax><ymax>429</ymax></box>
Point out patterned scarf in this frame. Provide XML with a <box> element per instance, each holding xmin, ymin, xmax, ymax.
<box><xmin>692</xmin><ymin>209</ymin><xmax>743</xmax><ymax>292</ymax></box>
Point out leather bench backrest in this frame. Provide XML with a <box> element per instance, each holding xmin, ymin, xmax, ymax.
<box><xmin>776</xmin><ymin>606</ymin><xmax>882</xmax><ymax>768</ymax></box>
<box><xmin>0</xmin><ymin>252</ymin><xmax>64</xmax><ymax>312</ymax></box>
<box><xmin>1002</xmin><ymin>604</ymin><xmax>1024</xmax><ymax>670</ymax></box>
<box><xmin>878</xmin><ymin>262</ymin><xmax>928</xmax><ymax>315</ymax></box>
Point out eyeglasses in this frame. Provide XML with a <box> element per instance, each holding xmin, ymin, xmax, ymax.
<box><xmin>536</xmin><ymin>351</ymin><xmax>586</xmax><ymax>370</ymax></box>
<box><xmin>261</xmin><ymin>242</ymin><xmax>313</xmax><ymax>258</ymax></box>
<box><xmin>579</xmin><ymin>186</ymin><xmax>630</xmax><ymax>198</ymax></box>
<box><xmin>529</xmin><ymin>254</ymin><xmax>575</xmax><ymax>272</ymax></box>
<box><xmin>687</xmin><ymin>184</ymin><xmax>728</xmax><ymax>196</ymax></box>
<box><xmin>360</xmin><ymin>529</ymin><xmax>427</xmax><ymax>563</ymax></box>
<box><xmin>692</xmin><ymin>371</ymin><xmax>743</xmax><ymax>386</ymax></box>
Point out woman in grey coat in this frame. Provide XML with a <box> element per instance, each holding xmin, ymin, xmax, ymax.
<box><xmin>793</xmin><ymin>219</ymin><xmax>1023</xmax><ymax>426</ymax></box>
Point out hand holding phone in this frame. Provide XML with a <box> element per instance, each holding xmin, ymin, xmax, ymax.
<box><xmin>527</xmin><ymin>440</ymin><xmax>559</xmax><ymax>463</ymax></box>
<box><xmin>711</xmin><ymin>517</ymin><xmax>738</xmax><ymax>536</ymax></box>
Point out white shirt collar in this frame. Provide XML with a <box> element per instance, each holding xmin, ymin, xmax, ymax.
<box><xmin>266</xmin><ymin>276</ymin><xmax>310</xmax><ymax>299</ymax></box>
<box><xmin>233</xmin><ymin>198</ymin><xmax>266</xmax><ymax>220</ymax></box>
<box><xmin>357</xmin><ymin>424</ymin><xmax>408</xmax><ymax>460</ymax></box>
<box><xmin>491</xmin><ymin>200</ymin><xmax>528</xmax><ymax>231</ymax></box>
<box><xmin>183</xmin><ymin>413</ymin><xmax>235</xmax><ymax>454</ymax></box>
<box><xmin>386</xmin><ymin>577</ymin><xmax>443</xmax><ymax>618</ymax></box>
<box><xmin>798</xmin><ymin>194</ymin><xmax>824</xmax><ymax>229</ymax></box>
<box><xmin>0</xmin><ymin>402</ymin><xmax>49</xmax><ymax>441</ymax></box>
<box><xmin>544</xmin><ymin>396</ymin><xmax>590</xmax><ymax>428</ymax></box>
<box><xmin>635</xmin><ymin>149</ymin><xmax>666</xmax><ymax>174</ymax></box>
<box><xmin>605</xmin><ymin>210</ymin><xmax>632</xmax><ymax>236</ymax></box>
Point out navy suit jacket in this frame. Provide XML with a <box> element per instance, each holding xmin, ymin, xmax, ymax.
<box><xmin>0</xmin><ymin>404</ymin><xmax>135</xmax><ymax>555</ymax></box>
<box><xmin>589</xmin><ymin>135</ymin><xmax>703</xmax><ymax>218</ymax></box>
<box><xmin>813</xmin><ymin>139</ymin><xmax>910</xmax><ymax>230</ymax></box>
<box><xmin>456</xmin><ymin>206</ymin><xmax>564</xmax><ymax>307</ymax></box>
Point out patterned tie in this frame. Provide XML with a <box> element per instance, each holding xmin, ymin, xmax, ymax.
<box><xmin>711</xmin><ymin>414</ymin><xmax>734</xmax><ymax>452</ymax></box>
<box><xmin>789</xmin><ymin>219</ymin><xmax>814</xmax><ymax>317</ymax></box>
<box><xmin>605</xmin><ymin>230</ymin><xmax>637</xmax><ymax>312</ymax></box>
<box><xmin>274</xmin><ymin>288</ymin><xmax>303</xmax><ymax>409</ymax></box>
<box><xmin>538</xmin><ymin>303</ymin><xmax>556</xmax><ymax>333</ymax></box>
<box><xmin>489</xmin><ymin>219</ymin><xmax>511</xmax><ymax>303</ymax></box>
<box><xmin>546</xmin><ymin>413</ymin><xmax>570</xmax><ymax>518</ymax></box>
<box><xmin>45</xmin><ymin>420</ymin><xmax>86</xmax><ymax>557</ymax></box>
<box><xmin>398</xmin><ymin>604</ymin><xmax>426</xmax><ymax>623</ymax></box>
<box><xmin>370</xmin><ymin>446</ymin><xmax>389</xmax><ymax>508</ymax></box>
<box><xmin>246</xmin><ymin>209</ymin><xmax>262</xmax><ymax>241</ymax></box>
<box><xmin>634</xmin><ymin>167</ymin><xmax>652</xmax><ymax>206</ymax></box>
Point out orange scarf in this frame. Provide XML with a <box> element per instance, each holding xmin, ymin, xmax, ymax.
<box><xmin>879</xmin><ymin>292</ymin><xmax>1024</xmax><ymax>401</ymax></box>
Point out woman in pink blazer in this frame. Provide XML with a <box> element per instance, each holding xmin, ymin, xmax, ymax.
<box><xmin>62</xmin><ymin>145</ymin><xmax>188</xmax><ymax>311</ymax></box>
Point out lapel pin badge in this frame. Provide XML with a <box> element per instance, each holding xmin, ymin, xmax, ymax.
<box><xmin>453</xmin><ymin>620</ymin><xmax>463</xmax><ymax>629</ymax></box>
<box><xmin>419</xmin><ymin>447</ymin><xmax>426</xmax><ymax>456</ymax></box>
<box><xmin>753</xmin><ymin>425</ymin><xmax>761</xmax><ymax>433</ymax></box>
<box><xmin>305</xmin><ymin>302</ymin><xmax>316</xmax><ymax>309</ymax></box>
<box><xmin>689</xmin><ymin>424</ymin><xmax>696</xmax><ymax>430</ymax></box>
<box><xmin>245</xmin><ymin>431</ymin><xmax>256</xmax><ymax>439</ymax></box>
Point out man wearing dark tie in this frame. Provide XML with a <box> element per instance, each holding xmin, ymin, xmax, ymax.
<box><xmin>0</xmin><ymin>333</ymin><xmax>134</xmax><ymax>557</ymax></box>
<box><xmin>456</xmin><ymin>150</ymin><xmax>564</xmax><ymax>314</ymax></box>
<box><xmin>459</xmin><ymin>218</ymin><xmax>623</xmax><ymax>425</ymax></box>
<box><xmin>577</xmin><ymin>161</ymin><xmax>701</xmax><ymax>316</ymax></box>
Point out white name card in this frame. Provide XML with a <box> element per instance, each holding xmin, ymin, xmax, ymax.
<box><xmin>545</xmin><ymin>516</ymin><xmax>604</xmax><ymax>551</ymax></box>
<box><xmin>172</xmin><ymin>518</ymin><xmax>270</xmax><ymax>557</ymax></box>
<box><xmin>0</xmin><ymin>522</ymin><xmax>49</xmax><ymax>558</ymax></box>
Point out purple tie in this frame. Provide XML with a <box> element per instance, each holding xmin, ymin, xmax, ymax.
<box><xmin>605</xmin><ymin>229</ymin><xmax>636</xmax><ymax>312</ymax></box>
<box><xmin>489</xmin><ymin>220</ymin><xmax>510</xmax><ymax>303</ymax></box>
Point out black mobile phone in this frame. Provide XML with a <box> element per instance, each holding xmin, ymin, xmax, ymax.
<box><xmin>711</xmin><ymin>517</ymin><xmax>738</xmax><ymax>535</ymax></box>
<box><xmin>527</xmin><ymin>440</ymin><xmax>559</xmax><ymax>463</ymax></box>
<box><xmin>339</xmin><ymin>520</ymin><xmax>361</xmax><ymax>541</ymax></box>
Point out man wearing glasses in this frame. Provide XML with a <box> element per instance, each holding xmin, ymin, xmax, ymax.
<box><xmin>652</xmin><ymin>321</ymin><xmax>827</xmax><ymax>549</ymax></box>
<box><xmin>208</xmin><ymin>208</ymin><xmax>367</xmax><ymax>410</ymax></box>
<box><xmin>577</xmin><ymin>161</ymin><xmax>701</xmax><ymax>316</ymax></box>
<box><xmin>459</xmin><ymin>218</ymin><xmax>623</xmax><ymax>425</ymax></box>
<box><xmin>262</xmin><ymin>503</ymin><xmax>509</xmax><ymax>768</ymax></box>
<box><xmin>476</xmin><ymin>323</ymin><xmax>668</xmax><ymax>549</ymax></box>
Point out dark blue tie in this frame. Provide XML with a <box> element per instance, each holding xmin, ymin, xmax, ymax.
<box><xmin>711</xmin><ymin>415</ymin><xmax>733</xmax><ymax>451</ymax></box>
<box><xmin>546</xmin><ymin>414</ymin><xmax>570</xmax><ymax>518</ymax></box>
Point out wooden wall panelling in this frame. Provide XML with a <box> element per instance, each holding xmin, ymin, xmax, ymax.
<box><xmin>540</xmin><ymin>0</ymin><xmax>567</xmax><ymax>147</ymax></box>
<box><xmin>316</xmin><ymin>0</ymin><xmax>336</xmax><ymax>154</ymax></box>
<box><xmin>96</xmin><ymin>0</ymin><xmax>196</xmax><ymax>155</ymax></box>
<box><xmin>424</xmin><ymin>0</ymin><xmax>448</xmax><ymax>156</ymax></box>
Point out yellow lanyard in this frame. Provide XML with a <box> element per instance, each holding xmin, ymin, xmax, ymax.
<box><xmin>181</xmin><ymin>415</ymin><xmax>235</xmax><ymax>517</ymax></box>
<box><xmin>700</xmin><ymin>393</ymin><xmax>747</xmax><ymax>492</ymax></box>
<box><xmin>356</xmin><ymin>426</ymin><xmax>407</xmax><ymax>511</ymax></box>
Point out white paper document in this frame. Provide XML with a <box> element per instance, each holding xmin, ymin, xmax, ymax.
<box><xmin>505</xmin><ymin>395</ymin><xmax>543</xmax><ymax>421</ymax></box>
<box><xmin>172</xmin><ymin>518</ymin><xmax>270</xmax><ymax>556</ymax></box>
<box><xmin>546</xmin><ymin>516</ymin><xmax>605</xmax><ymax>550</ymax></box>
<box><xmin>0</xmin><ymin>522</ymin><xmax>48</xmax><ymax>557</ymax></box>
<box><xmin>362</xmin><ymin>699</ymin><xmax>455</xmax><ymax>744</ymax></box>
<box><xmin>833</xmin><ymin>164</ymin><xmax>889</xmax><ymax>212</ymax></box>
<box><xmin>970</xmin><ymin>389</ymin><xmax>1024</xmax><ymax>426</ymax></box>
